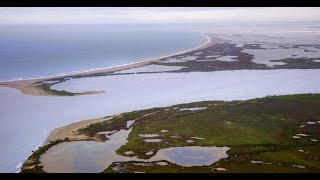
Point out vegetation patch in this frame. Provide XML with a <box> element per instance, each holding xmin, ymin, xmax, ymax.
<box><xmin>39</xmin><ymin>83</ymin><xmax>78</xmax><ymax>96</ymax></box>
<box><xmin>114</xmin><ymin>94</ymin><xmax>320</xmax><ymax>172</ymax></box>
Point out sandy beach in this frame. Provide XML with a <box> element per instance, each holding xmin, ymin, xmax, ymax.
<box><xmin>0</xmin><ymin>33</ymin><xmax>214</xmax><ymax>96</ymax></box>
<box><xmin>43</xmin><ymin>115</ymin><xmax>121</xmax><ymax>145</ymax></box>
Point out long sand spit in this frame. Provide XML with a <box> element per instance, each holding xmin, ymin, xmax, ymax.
<box><xmin>0</xmin><ymin>33</ymin><xmax>214</xmax><ymax>96</ymax></box>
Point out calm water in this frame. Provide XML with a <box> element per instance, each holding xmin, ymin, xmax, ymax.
<box><xmin>41</xmin><ymin>128</ymin><xmax>136</xmax><ymax>173</ymax></box>
<box><xmin>0</xmin><ymin>24</ymin><xmax>206</xmax><ymax>81</ymax></box>
<box><xmin>40</xmin><ymin>119</ymin><xmax>229</xmax><ymax>173</ymax></box>
<box><xmin>149</xmin><ymin>146</ymin><xmax>230</xmax><ymax>167</ymax></box>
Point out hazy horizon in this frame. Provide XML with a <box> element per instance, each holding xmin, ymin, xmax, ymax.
<box><xmin>1</xmin><ymin>7</ymin><xmax>320</xmax><ymax>25</ymax></box>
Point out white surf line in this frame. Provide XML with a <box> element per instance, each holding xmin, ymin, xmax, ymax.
<box><xmin>0</xmin><ymin>33</ymin><xmax>213</xmax><ymax>84</ymax></box>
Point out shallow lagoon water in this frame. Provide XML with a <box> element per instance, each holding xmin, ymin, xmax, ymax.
<box><xmin>180</xmin><ymin>107</ymin><xmax>207</xmax><ymax>111</ymax></box>
<box><xmin>40</xmin><ymin>119</ymin><xmax>230</xmax><ymax>172</ymax></box>
<box><xmin>243</xmin><ymin>48</ymin><xmax>320</xmax><ymax>67</ymax></box>
<box><xmin>41</xmin><ymin>128</ymin><xmax>135</xmax><ymax>173</ymax></box>
<box><xmin>41</xmin><ymin>142</ymin><xmax>229</xmax><ymax>172</ymax></box>
<box><xmin>215</xmin><ymin>55</ymin><xmax>238</xmax><ymax>62</ymax></box>
<box><xmin>1</xmin><ymin>69</ymin><xmax>320</xmax><ymax>172</ymax></box>
<box><xmin>149</xmin><ymin>146</ymin><xmax>230</xmax><ymax>167</ymax></box>
<box><xmin>143</xmin><ymin>139</ymin><xmax>162</xmax><ymax>143</ymax></box>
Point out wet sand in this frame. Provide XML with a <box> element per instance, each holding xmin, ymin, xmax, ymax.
<box><xmin>0</xmin><ymin>33</ymin><xmax>214</xmax><ymax>96</ymax></box>
<box><xmin>44</xmin><ymin>115</ymin><xmax>119</xmax><ymax>145</ymax></box>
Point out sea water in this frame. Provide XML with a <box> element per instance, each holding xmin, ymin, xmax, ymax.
<box><xmin>0</xmin><ymin>24</ymin><xmax>207</xmax><ymax>81</ymax></box>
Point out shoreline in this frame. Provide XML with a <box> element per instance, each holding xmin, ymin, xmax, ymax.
<box><xmin>43</xmin><ymin>115</ymin><xmax>118</xmax><ymax>145</ymax></box>
<box><xmin>0</xmin><ymin>33</ymin><xmax>214</xmax><ymax>96</ymax></box>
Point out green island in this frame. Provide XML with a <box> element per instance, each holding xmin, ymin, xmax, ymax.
<box><xmin>21</xmin><ymin>93</ymin><xmax>320</xmax><ymax>173</ymax></box>
<box><xmin>37</xmin><ymin>80</ymin><xmax>104</xmax><ymax>96</ymax></box>
<box><xmin>39</xmin><ymin>82</ymin><xmax>79</xmax><ymax>96</ymax></box>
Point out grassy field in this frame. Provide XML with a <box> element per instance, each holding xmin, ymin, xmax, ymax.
<box><xmin>39</xmin><ymin>83</ymin><xmax>78</xmax><ymax>96</ymax></box>
<box><xmin>110</xmin><ymin>94</ymin><xmax>320</xmax><ymax>172</ymax></box>
<box><xmin>38</xmin><ymin>82</ymin><xmax>104</xmax><ymax>96</ymax></box>
<box><xmin>21</xmin><ymin>94</ymin><xmax>320</xmax><ymax>173</ymax></box>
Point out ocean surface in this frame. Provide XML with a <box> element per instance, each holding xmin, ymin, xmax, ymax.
<box><xmin>1</xmin><ymin>69</ymin><xmax>320</xmax><ymax>172</ymax></box>
<box><xmin>0</xmin><ymin>24</ymin><xmax>206</xmax><ymax>81</ymax></box>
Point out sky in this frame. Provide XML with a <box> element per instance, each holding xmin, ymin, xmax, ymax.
<box><xmin>0</xmin><ymin>7</ymin><xmax>320</xmax><ymax>24</ymax></box>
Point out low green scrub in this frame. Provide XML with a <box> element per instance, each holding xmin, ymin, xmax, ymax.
<box><xmin>39</xmin><ymin>83</ymin><xmax>76</xmax><ymax>96</ymax></box>
<box><xmin>113</xmin><ymin>94</ymin><xmax>320</xmax><ymax>172</ymax></box>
